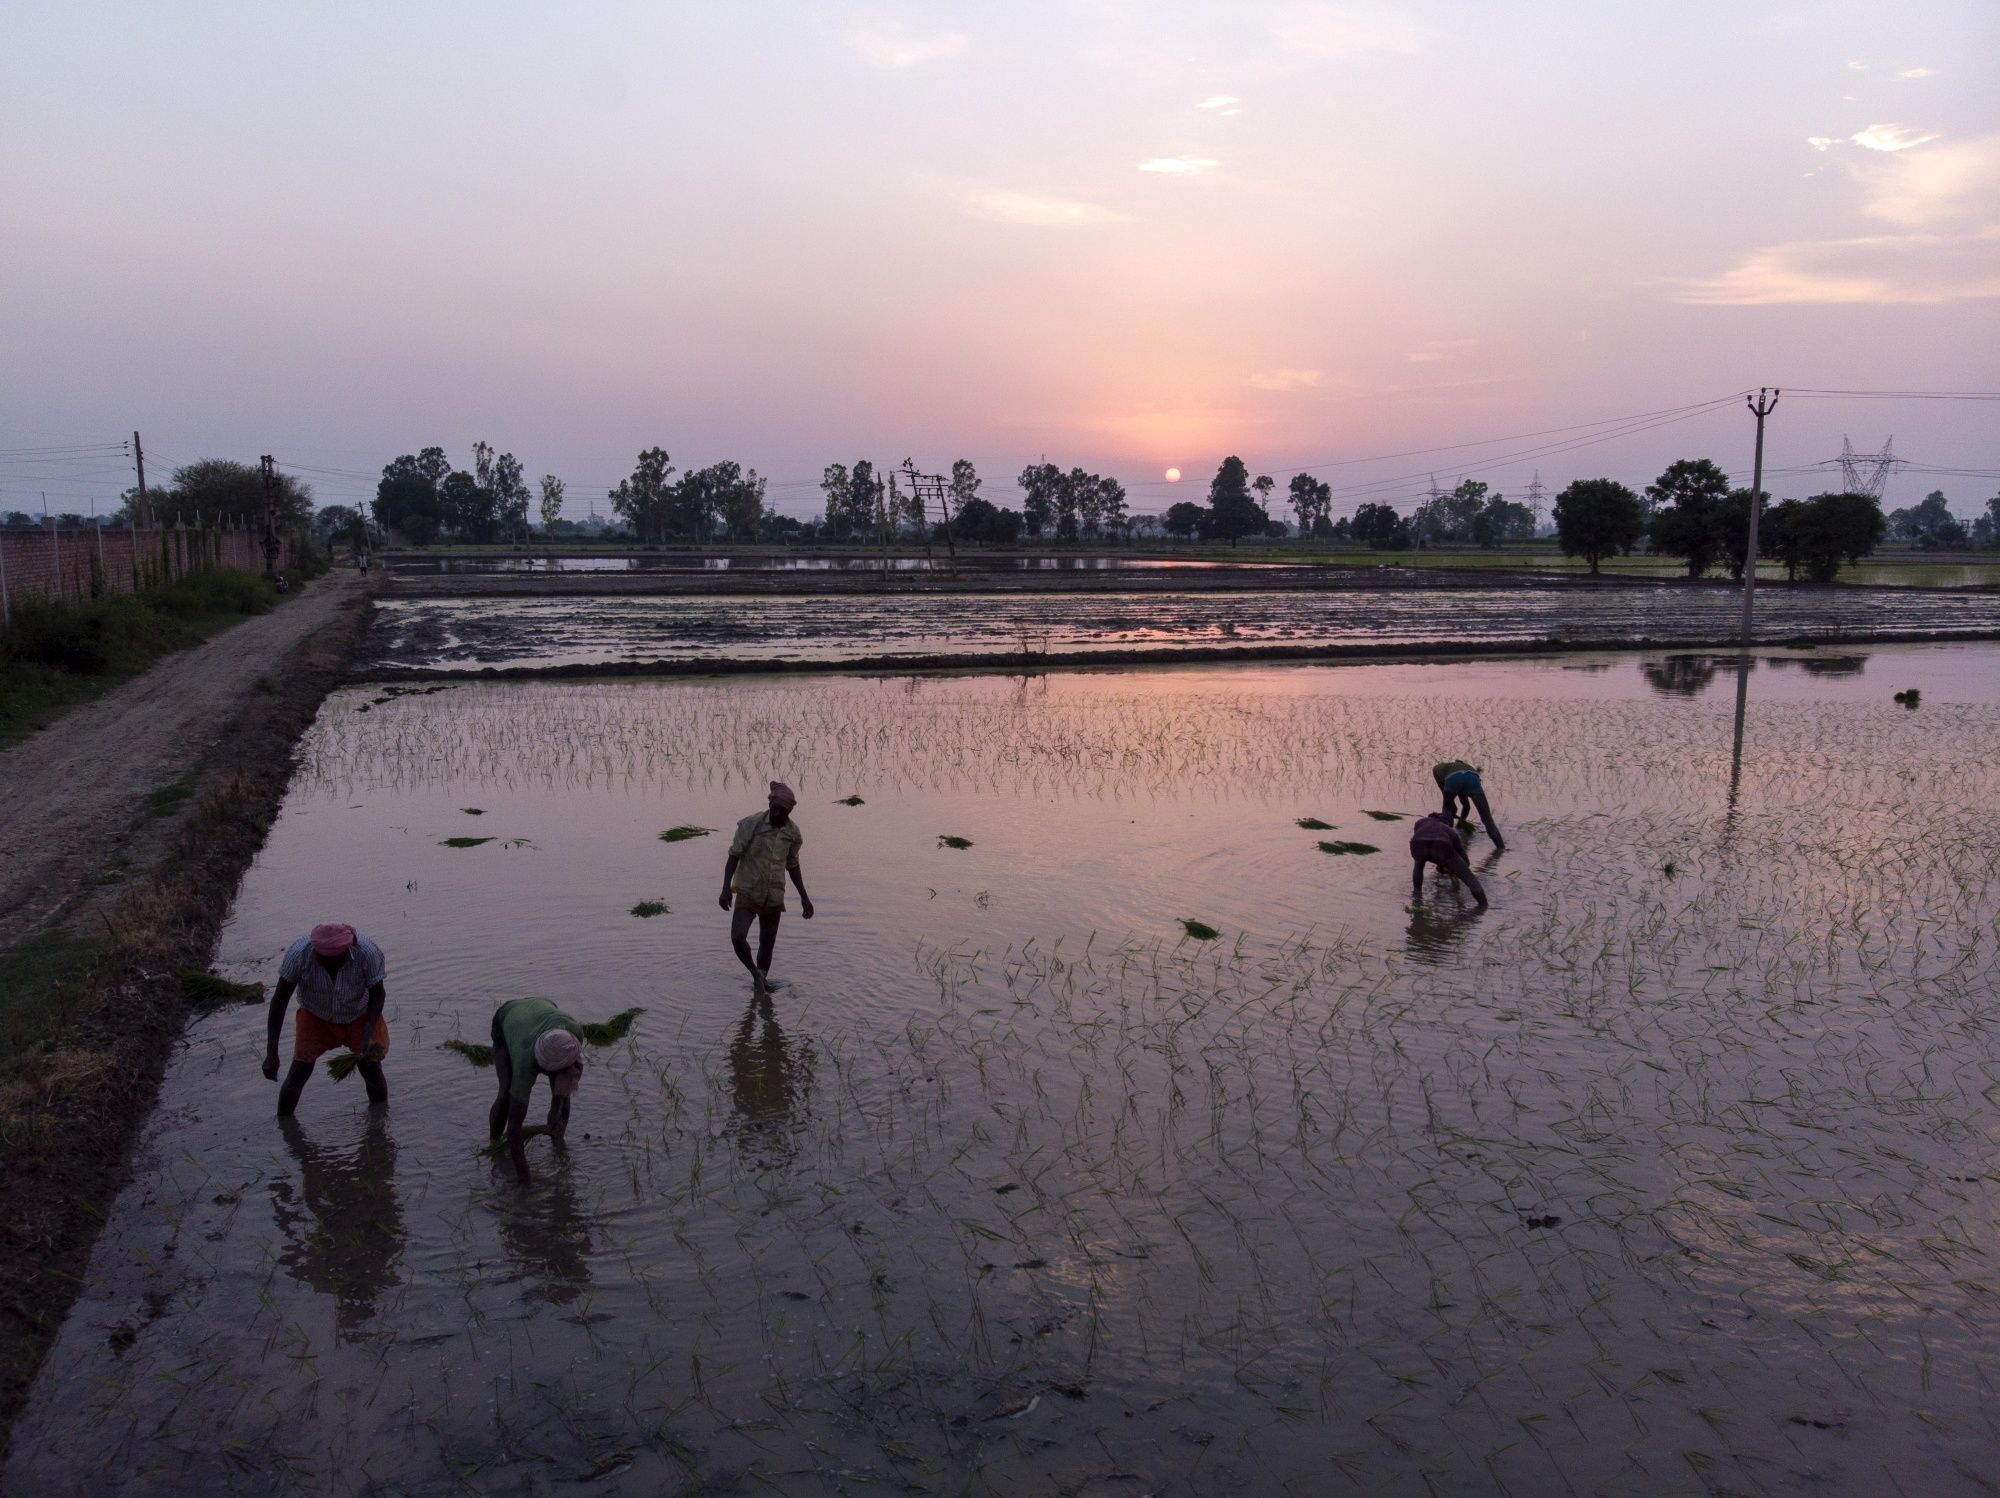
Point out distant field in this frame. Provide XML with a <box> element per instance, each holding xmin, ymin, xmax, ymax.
<box><xmin>381</xmin><ymin>541</ymin><xmax>1998</xmax><ymax>588</ymax></box>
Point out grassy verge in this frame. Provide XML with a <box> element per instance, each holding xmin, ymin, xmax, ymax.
<box><xmin>0</xmin><ymin>576</ymin><xmax>366</xmax><ymax>1457</ymax></box>
<box><xmin>0</xmin><ymin>558</ymin><xmax>328</xmax><ymax>748</ymax></box>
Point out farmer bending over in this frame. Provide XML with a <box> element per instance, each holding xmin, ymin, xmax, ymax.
<box><xmin>720</xmin><ymin>780</ymin><xmax>813</xmax><ymax>994</ymax></box>
<box><xmin>1410</xmin><ymin>811</ymin><xmax>1489</xmax><ymax>908</ymax></box>
<box><xmin>1431</xmin><ymin>759</ymin><xmax>1505</xmax><ymax>850</ymax></box>
<box><xmin>264</xmin><ymin>923</ymin><xmax>388</xmax><ymax>1115</ymax></box>
<box><xmin>488</xmin><ymin>998</ymin><xmax>584</xmax><ymax>1184</ymax></box>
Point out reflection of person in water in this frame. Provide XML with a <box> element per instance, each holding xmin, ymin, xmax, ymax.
<box><xmin>270</xmin><ymin>1114</ymin><xmax>404</xmax><ymax>1339</ymax></box>
<box><xmin>728</xmin><ymin>987</ymin><xmax>815</xmax><ymax>1166</ymax></box>
<box><xmin>494</xmin><ymin>1168</ymin><xmax>594</xmax><ymax>1306</ymax></box>
<box><xmin>1404</xmin><ymin>856</ymin><xmax>1498</xmax><ymax>962</ymax></box>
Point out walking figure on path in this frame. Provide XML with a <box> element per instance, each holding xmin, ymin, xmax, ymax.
<box><xmin>1432</xmin><ymin>759</ymin><xmax>1505</xmax><ymax>849</ymax></box>
<box><xmin>263</xmin><ymin>923</ymin><xmax>389</xmax><ymax>1115</ymax></box>
<box><xmin>487</xmin><ymin>998</ymin><xmax>584</xmax><ymax>1184</ymax></box>
<box><xmin>1409</xmin><ymin>811</ymin><xmax>1489</xmax><ymax>908</ymax></box>
<box><xmin>720</xmin><ymin>781</ymin><xmax>813</xmax><ymax>995</ymax></box>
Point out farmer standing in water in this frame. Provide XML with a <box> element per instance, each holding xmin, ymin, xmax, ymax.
<box><xmin>720</xmin><ymin>781</ymin><xmax>813</xmax><ymax>994</ymax></box>
<box><xmin>1409</xmin><ymin>811</ymin><xmax>1489</xmax><ymax>908</ymax></box>
<box><xmin>1432</xmin><ymin>759</ymin><xmax>1505</xmax><ymax>850</ymax></box>
<box><xmin>487</xmin><ymin>998</ymin><xmax>584</xmax><ymax>1184</ymax></box>
<box><xmin>263</xmin><ymin>923</ymin><xmax>388</xmax><ymax>1115</ymax></box>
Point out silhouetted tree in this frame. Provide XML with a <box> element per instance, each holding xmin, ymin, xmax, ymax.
<box><xmin>1553</xmin><ymin>478</ymin><xmax>1645</xmax><ymax>574</ymax></box>
<box><xmin>1350</xmin><ymin>501</ymin><xmax>1411</xmax><ymax>550</ymax></box>
<box><xmin>538</xmin><ymin>475</ymin><xmax>565</xmax><ymax>534</ymax></box>
<box><xmin>1764</xmin><ymin>492</ymin><xmax>1885</xmax><ymax>583</ymax></box>
<box><xmin>1887</xmin><ymin>490</ymin><xmax>1970</xmax><ymax>550</ymax></box>
<box><xmin>1204</xmin><ymin>456</ymin><xmax>1265</xmax><ymax>546</ymax></box>
<box><xmin>172</xmin><ymin>459</ymin><xmax>313</xmax><ymax>527</ymax></box>
<box><xmin>1288</xmin><ymin>473</ymin><xmax>1331</xmax><ymax>538</ymax></box>
<box><xmin>1645</xmin><ymin>458</ymin><xmax>1733</xmax><ymax>576</ymax></box>
<box><xmin>609</xmin><ymin>448</ymin><xmax>677</xmax><ymax>544</ymax></box>
<box><xmin>1163</xmin><ymin>500</ymin><xmax>1206</xmax><ymax>539</ymax></box>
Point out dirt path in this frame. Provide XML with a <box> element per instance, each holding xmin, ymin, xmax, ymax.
<box><xmin>0</xmin><ymin>573</ymin><xmax>364</xmax><ymax>945</ymax></box>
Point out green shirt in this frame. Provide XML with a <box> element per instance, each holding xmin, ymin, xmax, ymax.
<box><xmin>495</xmin><ymin>997</ymin><xmax>581</xmax><ymax>1105</ymax></box>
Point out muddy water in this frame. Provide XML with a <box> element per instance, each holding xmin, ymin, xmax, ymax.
<box><xmin>366</xmin><ymin>585</ymin><xmax>2000</xmax><ymax>671</ymax></box>
<box><xmin>12</xmin><ymin>647</ymin><xmax>2000</xmax><ymax>1495</ymax></box>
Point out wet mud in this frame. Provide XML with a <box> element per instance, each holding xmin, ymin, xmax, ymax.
<box><xmin>364</xmin><ymin>585</ymin><xmax>2000</xmax><ymax>674</ymax></box>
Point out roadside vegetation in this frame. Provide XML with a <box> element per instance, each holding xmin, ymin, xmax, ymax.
<box><xmin>0</xmin><ymin>552</ymin><xmax>325</xmax><ymax>746</ymax></box>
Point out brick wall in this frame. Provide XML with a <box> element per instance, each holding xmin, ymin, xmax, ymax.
<box><xmin>0</xmin><ymin>525</ymin><xmax>294</xmax><ymax>627</ymax></box>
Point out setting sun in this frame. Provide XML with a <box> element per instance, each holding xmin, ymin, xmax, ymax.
<box><xmin>1164</xmin><ymin>467</ymin><xmax>1181</xmax><ymax>482</ymax></box>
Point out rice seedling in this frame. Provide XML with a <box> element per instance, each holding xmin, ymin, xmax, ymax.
<box><xmin>1295</xmin><ymin>817</ymin><xmax>1334</xmax><ymax>830</ymax></box>
<box><xmin>461</xmin><ymin>807</ymin><xmax>485</xmax><ymax>815</ymax></box>
<box><xmin>1180</xmin><ymin>919</ymin><xmax>1221</xmax><ymax>940</ymax></box>
<box><xmin>629</xmin><ymin>900</ymin><xmax>668</xmax><ymax>918</ymax></box>
<box><xmin>657</xmin><ymin>826</ymin><xmax>713</xmax><ymax>843</ymax></box>
<box><xmin>578</xmin><ymin>1007</ymin><xmax>644</xmax><ymax>1046</ymax></box>
<box><xmin>442</xmin><ymin>1039</ymin><xmax>494</xmax><ymax>1067</ymax></box>
<box><xmin>440</xmin><ymin>836</ymin><xmax>492</xmax><ymax>848</ymax></box>
<box><xmin>836</xmin><ymin>795</ymin><xmax>865</xmax><ymax>806</ymax></box>
<box><xmin>937</xmin><ymin>835</ymin><xmax>973</xmax><ymax>849</ymax></box>
<box><xmin>1362</xmin><ymin>810</ymin><xmax>1406</xmax><ymax>821</ymax></box>
<box><xmin>1317</xmin><ymin>840</ymin><xmax>1379</xmax><ymax>855</ymax></box>
<box><xmin>1894</xmin><ymin>689</ymin><xmax>1921</xmax><ymax>708</ymax></box>
<box><xmin>176</xmin><ymin>969</ymin><xmax>264</xmax><ymax>1011</ymax></box>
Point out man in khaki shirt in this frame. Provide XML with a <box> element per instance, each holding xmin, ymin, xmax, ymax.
<box><xmin>719</xmin><ymin>781</ymin><xmax>814</xmax><ymax>994</ymax></box>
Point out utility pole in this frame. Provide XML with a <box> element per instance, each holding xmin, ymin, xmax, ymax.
<box><xmin>132</xmin><ymin>431</ymin><xmax>151</xmax><ymax>529</ymax></box>
<box><xmin>1738</xmin><ymin>389</ymin><xmax>1779</xmax><ymax>647</ymax></box>
<box><xmin>902</xmin><ymin>460</ymin><xmax>956</xmax><ymax>567</ymax></box>
<box><xmin>260</xmin><ymin>454</ymin><xmax>280</xmax><ymax>577</ymax></box>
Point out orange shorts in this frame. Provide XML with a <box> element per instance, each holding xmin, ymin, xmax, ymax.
<box><xmin>294</xmin><ymin>1009</ymin><xmax>390</xmax><ymax>1064</ymax></box>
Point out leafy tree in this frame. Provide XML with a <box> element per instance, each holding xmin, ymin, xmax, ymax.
<box><xmin>818</xmin><ymin>460</ymin><xmax>882</xmax><ymax>542</ymax></box>
<box><xmin>1016</xmin><ymin>463</ymin><xmax>1063</xmax><ymax>539</ymax></box>
<box><xmin>1553</xmin><ymin>478</ymin><xmax>1645</xmax><ymax>574</ymax></box>
<box><xmin>439</xmin><ymin>470</ymin><xmax>498</xmax><ymax>539</ymax></box>
<box><xmin>471</xmin><ymin>440</ymin><xmax>495</xmax><ymax>490</ymax></box>
<box><xmin>952</xmin><ymin>496</ymin><xmax>1024</xmax><ymax>543</ymax></box>
<box><xmin>1765</xmin><ymin>491</ymin><xmax>1885</xmax><ymax>583</ymax></box>
<box><xmin>1414</xmin><ymin>480</ymin><xmax>1487</xmax><ymax>546</ymax></box>
<box><xmin>170</xmin><ymin>458</ymin><xmax>314</xmax><ymax>527</ymax></box>
<box><xmin>1252</xmin><ymin>474</ymin><xmax>1276</xmax><ymax>516</ymax></box>
<box><xmin>1082</xmin><ymin>475</ymin><xmax>1127</xmax><ymax>537</ymax></box>
<box><xmin>538</xmin><ymin>475</ymin><xmax>565</xmax><ymax>534</ymax></box>
<box><xmin>1972</xmin><ymin>492</ymin><xmax>2000</xmax><ymax>548</ymax></box>
<box><xmin>1350</xmin><ymin>501</ymin><xmax>1410</xmax><ymax>550</ymax></box>
<box><xmin>1644</xmin><ymin>458</ymin><xmax>1734</xmax><ymax>576</ymax></box>
<box><xmin>947</xmin><ymin>459</ymin><xmax>981</xmax><ymax>540</ymax></box>
<box><xmin>1288</xmin><ymin>473</ymin><xmax>1331</xmax><ymax>539</ymax></box>
<box><xmin>1887</xmin><ymin>489</ymin><xmax>1970</xmax><ymax>550</ymax></box>
<box><xmin>1473</xmin><ymin>496</ymin><xmax>1535</xmax><ymax>547</ymax></box>
<box><xmin>610</xmin><ymin>448</ymin><xmax>677</xmax><ymax>544</ymax></box>
<box><xmin>491</xmin><ymin>452</ymin><xmax>531</xmax><ymax>541</ymax></box>
<box><xmin>374</xmin><ymin>464</ymin><xmax>441</xmax><ymax>539</ymax></box>
<box><xmin>1163</xmin><ymin>500</ymin><xmax>1207</xmax><ymax>539</ymax></box>
<box><xmin>1204</xmin><ymin>456</ymin><xmax>1266</xmax><ymax>546</ymax></box>
<box><xmin>3</xmin><ymin>511</ymin><xmax>34</xmax><ymax>527</ymax></box>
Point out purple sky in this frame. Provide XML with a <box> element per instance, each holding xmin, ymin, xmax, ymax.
<box><xmin>3</xmin><ymin>2</ymin><xmax>1996</xmax><ymax>521</ymax></box>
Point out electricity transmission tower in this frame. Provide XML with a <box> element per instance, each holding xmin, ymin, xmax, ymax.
<box><xmin>1836</xmin><ymin>436</ymin><xmax>1897</xmax><ymax>498</ymax></box>
<box><xmin>1523</xmin><ymin>471</ymin><xmax>1548</xmax><ymax>531</ymax></box>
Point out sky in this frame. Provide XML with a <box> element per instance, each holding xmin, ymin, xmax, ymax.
<box><xmin>3</xmin><ymin>1</ymin><xmax>1997</xmax><ymax>522</ymax></box>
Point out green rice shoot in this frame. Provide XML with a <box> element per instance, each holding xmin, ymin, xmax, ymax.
<box><xmin>1180</xmin><ymin>918</ymin><xmax>1221</xmax><ymax>940</ymax></box>
<box><xmin>658</xmin><ymin>825</ymin><xmax>713</xmax><ymax>843</ymax></box>
<box><xmin>1318</xmin><ymin>840</ymin><xmax>1380</xmax><ymax>855</ymax></box>
<box><xmin>1295</xmin><ymin>816</ymin><xmax>1334</xmax><ymax>830</ymax></box>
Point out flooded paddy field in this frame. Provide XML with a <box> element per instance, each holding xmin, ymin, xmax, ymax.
<box><xmin>11</xmin><ymin>645</ymin><xmax>2000</xmax><ymax>1495</ymax></box>
<box><xmin>366</xmin><ymin>583</ymin><xmax>2000</xmax><ymax>673</ymax></box>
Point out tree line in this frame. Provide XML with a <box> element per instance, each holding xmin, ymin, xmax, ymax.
<box><xmin>1552</xmin><ymin>458</ymin><xmax>1894</xmax><ymax>582</ymax></box>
